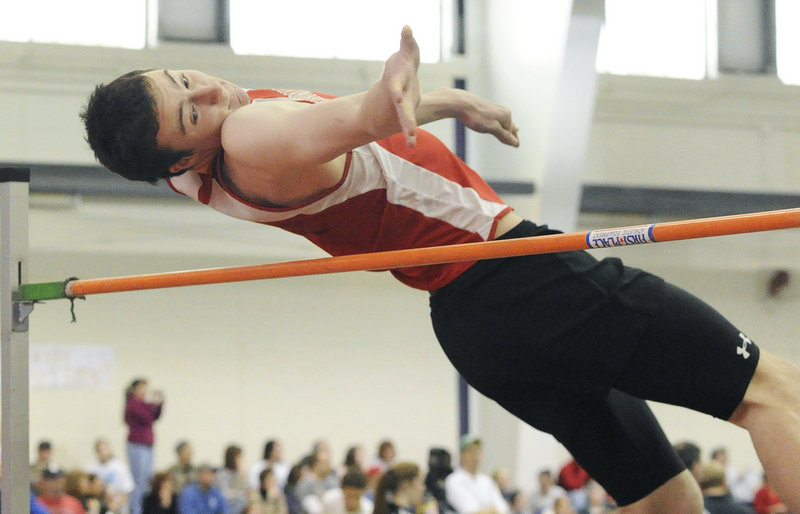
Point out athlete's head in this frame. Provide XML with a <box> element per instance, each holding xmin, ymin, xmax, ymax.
<box><xmin>81</xmin><ymin>69</ymin><xmax>248</xmax><ymax>183</ymax></box>
<box><xmin>81</xmin><ymin>70</ymin><xmax>188</xmax><ymax>183</ymax></box>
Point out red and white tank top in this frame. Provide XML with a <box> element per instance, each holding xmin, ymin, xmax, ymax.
<box><xmin>167</xmin><ymin>89</ymin><xmax>512</xmax><ymax>291</ymax></box>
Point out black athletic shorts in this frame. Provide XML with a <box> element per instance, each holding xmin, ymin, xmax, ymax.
<box><xmin>429</xmin><ymin>220</ymin><xmax>760</xmax><ymax>506</ymax></box>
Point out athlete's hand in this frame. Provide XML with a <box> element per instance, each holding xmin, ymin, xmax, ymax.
<box><xmin>457</xmin><ymin>90</ymin><xmax>519</xmax><ymax>147</ymax></box>
<box><xmin>383</xmin><ymin>25</ymin><xmax>421</xmax><ymax>147</ymax></box>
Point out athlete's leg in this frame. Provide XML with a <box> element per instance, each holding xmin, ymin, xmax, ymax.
<box><xmin>728</xmin><ymin>350</ymin><xmax>800</xmax><ymax>511</ymax></box>
<box><xmin>497</xmin><ymin>387</ymin><xmax>695</xmax><ymax>510</ymax></box>
<box><xmin>617</xmin><ymin>470</ymin><xmax>701</xmax><ymax>514</ymax></box>
<box><xmin>612</xmin><ymin>283</ymin><xmax>798</xmax><ymax>509</ymax></box>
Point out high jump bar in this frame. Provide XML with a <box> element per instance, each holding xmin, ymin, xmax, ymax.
<box><xmin>17</xmin><ymin>207</ymin><xmax>800</xmax><ymax>302</ymax></box>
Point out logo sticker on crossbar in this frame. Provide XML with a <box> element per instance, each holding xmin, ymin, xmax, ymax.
<box><xmin>586</xmin><ymin>225</ymin><xmax>656</xmax><ymax>248</ymax></box>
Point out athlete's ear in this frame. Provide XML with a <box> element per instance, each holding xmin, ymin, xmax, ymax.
<box><xmin>169</xmin><ymin>154</ymin><xmax>196</xmax><ymax>173</ymax></box>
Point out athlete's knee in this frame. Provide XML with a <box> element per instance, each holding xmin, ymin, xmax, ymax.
<box><xmin>730</xmin><ymin>351</ymin><xmax>800</xmax><ymax>426</ymax></box>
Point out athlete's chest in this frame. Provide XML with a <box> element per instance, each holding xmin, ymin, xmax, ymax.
<box><xmin>221</xmin><ymin>153</ymin><xmax>347</xmax><ymax>208</ymax></box>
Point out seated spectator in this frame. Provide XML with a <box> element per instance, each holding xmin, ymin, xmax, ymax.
<box><xmin>178</xmin><ymin>464</ymin><xmax>230</xmax><ymax>514</ymax></box>
<box><xmin>556</xmin><ymin>460</ymin><xmax>588</xmax><ymax>493</ymax></box>
<box><xmin>673</xmin><ymin>441</ymin><xmax>703</xmax><ymax>482</ymax></box>
<box><xmin>296</xmin><ymin>448</ymin><xmax>340</xmax><ymax>513</ymax></box>
<box><xmin>321</xmin><ymin>469</ymin><xmax>373</xmax><ymax>514</ymax></box>
<box><xmin>425</xmin><ymin>448</ymin><xmax>453</xmax><ymax>513</ymax></box>
<box><xmin>167</xmin><ymin>441</ymin><xmax>196</xmax><ymax>493</ymax></box>
<box><xmin>64</xmin><ymin>470</ymin><xmax>110</xmax><ymax>514</ymax></box>
<box><xmin>373</xmin><ymin>463</ymin><xmax>426</xmax><ymax>514</ymax></box>
<box><xmin>753</xmin><ymin>473</ymin><xmax>787</xmax><ymax>514</ymax></box>
<box><xmin>284</xmin><ymin>460</ymin><xmax>311</xmax><ymax>514</ymax></box>
<box><xmin>556</xmin><ymin>459</ymin><xmax>588</xmax><ymax>513</ymax></box>
<box><xmin>711</xmin><ymin>447</ymin><xmax>759</xmax><ymax>507</ymax></box>
<box><xmin>312</xmin><ymin>440</ymin><xmax>332</xmax><ymax>456</ymax></box>
<box><xmin>85</xmin><ymin>437</ymin><xmax>135</xmax><ymax>512</ymax></box>
<box><xmin>491</xmin><ymin>468</ymin><xmax>516</xmax><ymax>507</ymax></box>
<box><xmin>506</xmin><ymin>491</ymin><xmax>530</xmax><ymax>514</ymax></box>
<box><xmin>248</xmin><ymin>468</ymin><xmax>289</xmax><ymax>514</ymax></box>
<box><xmin>143</xmin><ymin>472</ymin><xmax>179</xmax><ymax>514</ymax></box>
<box><xmin>217</xmin><ymin>445</ymin><xmax>249</xmax><ymax>514</ymax></box>
<box><xmin>30</xmin><ymin>440</ymin><xmax>57</xmax><ymax>487</ymax></box>
<box><xmin>698</xmin><ymin>461</ymin><xmax>754</xmax><ymax>514</ymax></box>
<box><xmin>444</xmin><ymin>435</ymin><xmax>509</xmax><ymax>514</ymax></box>
<box><xmin>249</xmin><ymin>440</ymin><xmax>290</xmax><ymax>491</ymax></box>
<box><xmin>529</xmin><ymin>469</ymin><xmax>566</xmax><ymax>514</ymax></box>
<box><xmin>36</xmin><ymin>465</ymin><xmax>87</xmax><ymax>514</ymax></box>
<box><xmin>370</xmin><ymin>441</ymin><xmax>396</xmax><ymax>474</ymax></box>
<box><xmin>584</xmin><ymin>481</ymin><xmax>614</xmax><ymax>514</ymax></box>
<box><xmin>342</xmin><ymin>446</ymin><xmax>366</xmax><ymax>474</ymax></box>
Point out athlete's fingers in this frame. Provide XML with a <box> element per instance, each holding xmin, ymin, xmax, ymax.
<box><xmin>394</xmin><ymin>94</ymin><xmax>418</xmax><ymax>147</ymax></box>
<box><xmin>493</xmin><ymin>121</ymin><xmax>519</xmax><ymax>147</ymax></box>
<box><xmin>399</xmin><ymin>26</ymin><xmax>420</xmax><ymax>67</ymax></box>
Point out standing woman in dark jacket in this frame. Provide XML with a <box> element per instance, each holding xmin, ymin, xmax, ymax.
<box><xmin>125</xmin><ymin>377</ymin><xmax>164</xmax><ymax>514</ymax></box>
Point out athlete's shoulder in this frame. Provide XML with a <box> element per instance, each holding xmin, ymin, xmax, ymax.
<box><xmin>220</xmin><ymin>101</ymin><xmax>303</xmax><ymax>161</ymax></box>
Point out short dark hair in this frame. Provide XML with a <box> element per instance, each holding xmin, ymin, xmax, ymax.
<box><xmin>80</xmin><ymin>70</ymin><xmax>191</xmax><ymax>183</ymax></box>
<box><xmin>176</xmin><ymin>440</ymin><xmax>190</xmax><ymax>454</ymax></box>
<box><xmin>378</xmin><ymin>440</ymin><xmax>394</xmax><ymax>459</ymax></box>
<box><xmin>224</xmin><ymin>445</ymin><xmax>242</xmax><ymax>471</ymax></box>
<box><xmin>125</xmin><ymin>377</ymin><xmax>147</xmax><ymax>400</ymax></box>
<box><xmin>673</xmin><ymin>441</ymin><xmax>701</xmax><ymax>470</ymax></box>
<box><xmin>341</xmin><ymin>469</ymin><xmax>367</xmax><ymax>490</ymax></box>
<box><xmin>263</xmin><ymin>440</ymin><xmax>276</xmax><ymax>461</ymax></box>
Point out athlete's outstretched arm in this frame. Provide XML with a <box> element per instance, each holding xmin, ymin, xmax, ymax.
<box><xmin>416</xmin><ymin>88</ymin><xmax>519</xmax><ymax>147</ymax></box>
<box><xmin>221</xmin><ymin>26</ymin><xmax>422</xmax><ymax>173</ymax></box>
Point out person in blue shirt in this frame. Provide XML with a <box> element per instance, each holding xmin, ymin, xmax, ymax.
<box><xmin>178</xmin><ymin>464</ymin><xmax>229</xmax><ymax>514</ymax></box>
<box><xmin>30</xmin><ymin>492</ymin><xmax>50</xmax><ymax>514</ymax></box>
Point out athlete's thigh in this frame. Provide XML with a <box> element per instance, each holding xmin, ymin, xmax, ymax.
<box><xmin>613</xmin><ymin>282</ymin><xmax>759</xmax><ymax>420</ymax></box>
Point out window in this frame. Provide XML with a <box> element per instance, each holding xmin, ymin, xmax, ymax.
<box><xmin>0</xmin><ymin>0</ymin><xmax>146</xmax><ymax>48</ymax></box>
<box><xmin>776</xmin><ymin>0</ymin><xmax>800</xmax><ymax>85</ymax></box>
<box><xmin>596</xmin><ymin>0</ymin><xmax>711</xmax><ymax>79</ymax></box>
<box><xmin>229</xmin><ymin>0</ymin><xmax>449</xmax><ymax>62</ymax></box>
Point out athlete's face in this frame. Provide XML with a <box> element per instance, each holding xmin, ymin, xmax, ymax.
<box><xmin>145</xmin><ymin>69</ymin><xmax>249</xmax><ymax>171</ymax></box>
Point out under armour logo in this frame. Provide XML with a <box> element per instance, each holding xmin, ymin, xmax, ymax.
<box><xmin>737</xmin><ymin>333</ymin><xmax>752</xmax><ymax>359</ymax></box>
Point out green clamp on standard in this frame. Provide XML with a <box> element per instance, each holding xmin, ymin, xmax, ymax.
<box><xmin>17</xmin><ymin>281</ymin><xmax>69</xmax><ymax>302</ymax></box>
<box><xmin>17</xmin><ymin>278</ymin><xmax>83</xmax><ymax>323</ymax></box>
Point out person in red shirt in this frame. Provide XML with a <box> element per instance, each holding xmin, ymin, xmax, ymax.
<box><xmin>557</xmin><ymin>459</ymin><xmax>590</xmax><ymax>492</ymax></box>
<box><xmin>557</xmin><ymin>459</ymin><xmax>591</xmax><ymax>511</ymax></box>
<box><xmin>753</xmin><ymin>474</ymin><xmax>787</xmax><ymax>514</ymax></box>
<box><xmin>124</xmin><ymin>377</ymin><xmax>164</xmax><ymax>514</ymax></box>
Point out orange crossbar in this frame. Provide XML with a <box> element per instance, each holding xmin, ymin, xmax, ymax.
<box><xmin>63</xmin><ymin>207</ymin><xmax>800</xmax><ymax>298</ymax></box>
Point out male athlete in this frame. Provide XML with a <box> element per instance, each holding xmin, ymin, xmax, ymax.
<box><xmin>81</xmin><ymin>27</ymin><xmax>800</xmax><ymax>512</ymax></box>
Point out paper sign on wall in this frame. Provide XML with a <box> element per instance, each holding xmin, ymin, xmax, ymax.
<box><xmin>29</xmin><ymin>345</ymin><xmax>114</xmax><ymax>390</ymax></box>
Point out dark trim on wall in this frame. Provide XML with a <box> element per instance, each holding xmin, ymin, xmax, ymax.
<box><xmin>0</xmin><ymin>167</ymin><xmax>31</xmax><ymax>183</ymax></box>
<box><xmin>8</xmin><ymin>163</ymin><xmax>174</xmax><ymax>198</ymax></box>
<box><xmin>580</xmin><ymin>184</ymin><xmax>800</xmax><ymax>217</ymax></box>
